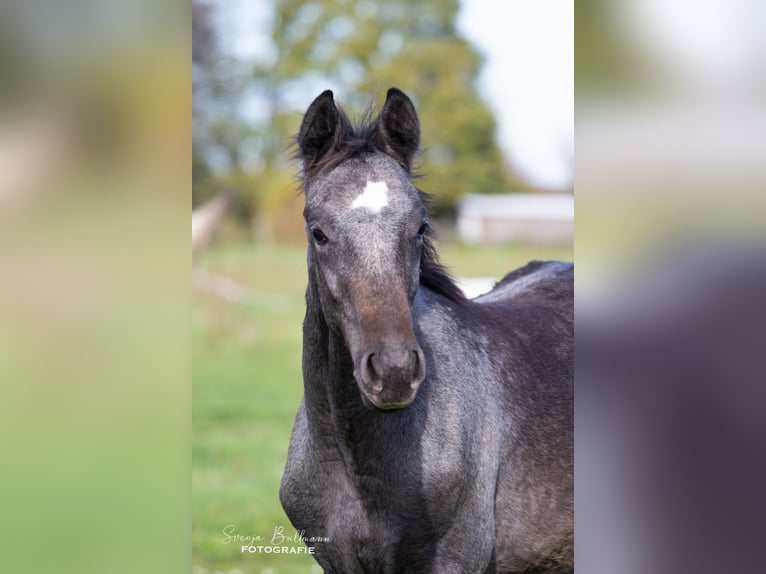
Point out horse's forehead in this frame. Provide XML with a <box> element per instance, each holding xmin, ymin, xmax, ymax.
<box><xmin>308</xmin><ymin>158</ymin><xmax>416</xmax><ymax>212</ymax></box>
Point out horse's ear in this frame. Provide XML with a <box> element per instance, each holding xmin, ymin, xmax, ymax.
<box><xmin>378</xmin><ymin>88</ymin><xmax>420</xmax><ymax>170</ymax></box>
<box><xmin>298</xmin><ymin>90</ymin><xmax>348</xmax><ymax>169</ymax></box>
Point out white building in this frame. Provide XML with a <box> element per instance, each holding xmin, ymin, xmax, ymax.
<box><xmin>457</xmin><ymin>193</ymin><xmax>574</xmax><ymax>244</ymax></box>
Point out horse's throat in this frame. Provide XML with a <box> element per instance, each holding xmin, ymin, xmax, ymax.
<box><xmin>303</xmin><ymin>279</ymin><xmax>366</xmax><ymax>423</ymax></box>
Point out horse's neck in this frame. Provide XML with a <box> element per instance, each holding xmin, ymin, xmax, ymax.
<box><xmin>302</xmin><ymin>276</ymin><xmax>428</xmax><ymax>486</ymax></box>
<box><xmin>301</xmin><ymin>278</ymin><xmax>370</xmax><ymax>453</ymax></box>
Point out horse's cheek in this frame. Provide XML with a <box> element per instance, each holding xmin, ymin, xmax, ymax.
<box><xmin>314</xmin><ymin>266</ymin><xmax>341</xmax><ymax>315</ymax></box>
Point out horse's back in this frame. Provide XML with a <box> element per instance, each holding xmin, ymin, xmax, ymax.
<box><xmin>475</xmin><ymin>260</ymin><xmax>573</xmax><ymax>310</ymax></box>
<box><xmin>473</xmin><ymin>260</ymin><xmax>573</xmax><ymax>349</ymax></box>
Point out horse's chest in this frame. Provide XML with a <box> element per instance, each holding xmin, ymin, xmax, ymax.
<box><xmin>292</xmin><ymin>455</ymin><xmax>469</xmax><ymax>569</ymax></box>
<box><xmin>323</xmin><ymin>467</ymin><xmax>421</xmax><ymax>533</ymax></box>
<box><xmin>281</xmin><ymin>408</ymin><xmax>480</xmax><ymax>569</ymax></box>
<box><xmin>324</xmin><ymin>501</ymin><xmax>400</xmax><ymax>569</ymax></box>
<box><xmin>320</xmin><ymin>474</ymin><xmax>437</xmax><ymax>571</ymax></box>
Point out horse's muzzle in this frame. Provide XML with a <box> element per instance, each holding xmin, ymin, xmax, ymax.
<box><xmin>356</xmin><ymin>342</ymin><xmax>426</xmax><ymax>410</ymax></box>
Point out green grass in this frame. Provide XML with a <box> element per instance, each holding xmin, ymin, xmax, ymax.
<box><xmin>193</xmin><ymin>243</ymin><xmax>311</xmax><ymax>574</ymax></box>
<box><xmin>438</xmin><ymin>239</ymin><xmax>573</xmax><ymax>278</ymax></box>
<box><xmin>192</xmin><ymin>238</ymin><xmax>572</xmax><ymax>573</ymax></box>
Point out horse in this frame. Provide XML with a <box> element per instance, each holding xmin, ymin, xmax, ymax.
<box><xmin>279</xmin><ymin>88</ymin><xmax>573</xmax><ymax>573</ymax></box>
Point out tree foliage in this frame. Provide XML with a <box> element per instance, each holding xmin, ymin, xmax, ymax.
<box><xmin>267</xmin><ymin>0</ymin><xmax>513</xmax><ymax>210</ymax></box>
<box><xmin>192</xmin><ymin>0</ymin><xmax>257</xmax><ymax>208</ymax></box>
<box><xmin>193</xmin><ymin>0</ymin><xmax>520</xmax><ymax>218</ymax></box>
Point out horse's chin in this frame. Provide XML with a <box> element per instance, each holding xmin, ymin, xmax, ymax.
<box><xmin>358</xmin><ymin>388</ymin><xmax>416</xmax><ymax>412</ymax></box>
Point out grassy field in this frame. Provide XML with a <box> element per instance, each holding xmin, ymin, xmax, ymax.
<box><xmin>192</xmin><ymin>238</ymin><xmax>572</xmax><ymax>574</ymax></box>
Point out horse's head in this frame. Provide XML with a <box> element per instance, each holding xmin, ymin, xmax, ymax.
<box><xmin>297</xmin><ymin>88</ymin><xmax>428</xmax><ymax>411</ymax></box>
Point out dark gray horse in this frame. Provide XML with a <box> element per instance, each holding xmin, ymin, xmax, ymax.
<box><xmin>280</xmin><ymin>88</ymin><xmax>573</xmax><ymax>573</ymax></box>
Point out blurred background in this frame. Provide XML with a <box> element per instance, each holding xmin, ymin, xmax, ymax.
<box><xmin>1</xmin><ymin>0</ymin><xmax>764</xmax><ymax>573</ymax></box>
<box><xmin>192</xmin><ymin>1</ymin><xmax>572</xmax><ymax>572</ymax></box>
<box><xmin>576</xmin><ymin>1</ymin><xmax>766</xmax><ymax>574</ymax></box>
<box><xmin>0</xmin><ymin>2</ymin><xmax>189</xmax><ymax>574</ymax></box>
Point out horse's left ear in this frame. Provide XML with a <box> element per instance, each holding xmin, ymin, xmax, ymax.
<box><xmin>298</xmin><ymin>90</ymin><xmax>350</xmax><ymax>171</ymax></box>
<box><xmin>378</xmin><ymin>88</ymin><xmax>420</xmax><ymax>170</ymax></box>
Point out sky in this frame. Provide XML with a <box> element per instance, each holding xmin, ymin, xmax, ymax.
<box><xmin>457</xmin><ymin>1</ymin><xmax>573</xmax><ymax>189</ymax></box>
<box><xmin>214</xmin><ymin>0</ymin><xmax>574</xmax><ymax>190</ymax></box>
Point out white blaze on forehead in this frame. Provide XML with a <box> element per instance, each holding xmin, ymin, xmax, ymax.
<box><xmin>351</xmin><ymin>180</ymin><xmax>389</xmax><ymax>213</ymax></box>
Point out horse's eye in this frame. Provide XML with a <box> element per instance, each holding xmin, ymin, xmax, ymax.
<box><xmin>417</xmin><ymin>223</ymin><xmax>428</xmax><ymax>238</ymax></box>
<box><xmin>312</xmin><ymin>228</ymin><xmax>328</xmax><ymax>244</ymax></box>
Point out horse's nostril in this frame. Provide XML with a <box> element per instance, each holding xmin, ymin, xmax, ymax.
<box><xmin>362</xmin><ymin>352</ymin><xmax>383</xmax><ymax>392</ymax></box>
<box><xmin>361</xmin><ymin>346</ymin><xmax>425</xmax><ymax>394</ymax></box>
<box><xmin>411</xmin><ymin>348</ymin><xmax>426</xmax><ymax>389</ymax></box>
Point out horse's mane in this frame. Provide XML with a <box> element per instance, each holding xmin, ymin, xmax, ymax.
<box><xmin>417</xmin><ymin>190</ymin><xmax>468</xmax><ymax>305</ymax></box>
<box><xmin>293</xmin><ymin>106</ymin><xmax>468</xmax><ymax>306</ymax></box>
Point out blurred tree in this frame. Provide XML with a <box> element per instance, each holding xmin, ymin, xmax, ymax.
<box><xmin>193</xmin><ymin>0</ymin><xmax>258</xmax><ymax>210</ymax></box>
<box><xmin>265</xmin><ymin>0</ymin><xmax>518</xmax><ymax>211</ymax></box>
<box><xmin>193</xmin><ymin>0</ymin><xmax>527</xmax><ymax>233</ymax></box>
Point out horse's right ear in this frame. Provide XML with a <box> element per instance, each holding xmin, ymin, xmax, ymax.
<box><xmin>378</xmin><ymin>88</ymin><xmax>420</xmax><ymax>170</ymax></box>
<box><xmin>298</xmin><ymin>90</ymin><xmax>347</xmax><ymax>170</ymax></box>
